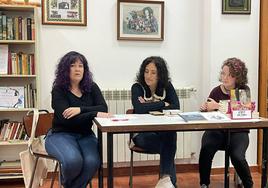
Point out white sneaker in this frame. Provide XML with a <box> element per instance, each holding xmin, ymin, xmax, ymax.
<box><xmin>155</xmin><ymin>176</ymin><xmax>175</xmax><ymax>188</ymax></box>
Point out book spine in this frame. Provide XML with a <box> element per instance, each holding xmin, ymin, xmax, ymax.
<box><xmin>0</xmin><ymin>15</ymin><xmax>3</xmax><ymax>40</ymax></box>
<box><xmin>2</xmin><ymin>15</ymin><xmax>7</xmax><ymax>40</ymax></box>
<box><xmin>26</xmin><ymin>17</ymin><xmax>32</xmax><ymax>40</ymax></box>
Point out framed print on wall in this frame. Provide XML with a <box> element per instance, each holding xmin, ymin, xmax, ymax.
<box><xmin>222</xmin><ymin>0</ymin><xmax>251</xmax><ymax>14</ymax></box>
<box><xmin>42</xmin><ymin>0</ymin><xmax>87</xmax><ymax>26</ymax></box>
<box><xmin>117</xmin><ymin>0</ymin><xmax>164</xmax><ymax>41</ymax></box>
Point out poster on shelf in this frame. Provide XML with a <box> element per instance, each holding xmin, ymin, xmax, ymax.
<box><xmin>0</xmin><ymin>87</ymin><xmax>24</xmax><ymax>108</ymax></box>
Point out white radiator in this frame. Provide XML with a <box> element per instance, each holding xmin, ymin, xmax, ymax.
<box><xmin>92</xmin><ymin>88</ymin><xmax>197</xmax><ymax>163</ymax></box>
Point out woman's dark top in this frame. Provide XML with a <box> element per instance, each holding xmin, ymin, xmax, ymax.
<box><xmin>209</xmin><ymin>85</ymin><xmax>250</xmax><ymax>103</ymax></box>
<box><xmin>131</xmin><ymin>82</ymin><xmax>180</xmax><ymax>114</ymax></box>
<box><xmin>51</xmin><ymin>82</ymin><xmax>108</xmax><ymax>134</ymax></box>
<box><xmin>208</xmin><ymin>85</ymin><xmax>229</xmax><ymax>102</ymax></box>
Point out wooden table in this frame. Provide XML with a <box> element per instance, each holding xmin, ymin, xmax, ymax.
<box><xmin>94</xmin><ymin>113</ymin><xmax>268</xmax><ymax>188</ymax></box>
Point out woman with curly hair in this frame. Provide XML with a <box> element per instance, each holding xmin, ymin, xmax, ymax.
<box><xmin>199</xmin><ymin>57</ymin><xmax>253</xmax><ymax>188</ymax></box>
<box><xmin>45</xmin><ymin>51</ymin><xmax>111</xmax><ymax>188</ymax></box>
<box><xmin>131</xmin><ymin>56</ymin><xmax>180</xmax><ymax>188</ymax></box>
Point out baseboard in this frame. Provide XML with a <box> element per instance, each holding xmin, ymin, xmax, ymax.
<box><xmin>47</xmin><ymin>159</ymin><xmax>259</xmax><ymax>178</ymax></box>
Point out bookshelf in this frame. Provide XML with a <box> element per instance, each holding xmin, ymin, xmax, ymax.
<box><xmin>0</xmin><ymin>4</ymin><xmax>39</xmax><ymax>180</ymax></box>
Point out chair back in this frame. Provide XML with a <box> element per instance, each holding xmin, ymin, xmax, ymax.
<box><xmin>23</xmin><ymin>110</ymin><xmax>54</xmax><ymax>138</ymax></box>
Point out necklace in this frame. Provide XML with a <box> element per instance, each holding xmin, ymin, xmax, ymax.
<box><xmin>222</xmin><ymin>85</ymin><xmax>231</xmax><ymax>95</ymax></box>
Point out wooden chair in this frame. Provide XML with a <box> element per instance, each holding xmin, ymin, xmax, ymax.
<box><xmin>23</xmin><ymin>110</ymin><xmax>61</xmax><ymax>188</ymax></box>
<box><xmin>23</xmin><ymin>110</ymin><xmax>93</xmax><ymax>188</ymax></box>
<box><xmin>126</xmin><ymin>109</ymin><xmax>159</xmax><ymax>188</ymax></box>
<box><xmin>23</xmin><ymin>109</ymin><xmax>60</xmax><ymax>188</ymax></box>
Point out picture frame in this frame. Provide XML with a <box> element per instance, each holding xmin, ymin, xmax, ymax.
<box><xmin>222</xmin><ymin>0</ymin><xmax>251</xmax><ymax>14</ymax></box>
<box><xmin>117</xmin><ymin>0</ymin><xmax>164</xmax><ymax>41</ymax></box>
<box><xmin>42</xmin><ymin>0</ymin><xmax>87</xmax><ymax>26</ymax></box>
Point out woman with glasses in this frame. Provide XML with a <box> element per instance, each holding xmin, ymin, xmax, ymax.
<box><xmin>199</xmin><ymin>57</ymin><xmax>253</xmax><ymax>188</ymax></box>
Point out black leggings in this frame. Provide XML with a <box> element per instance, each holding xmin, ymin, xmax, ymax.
<box><xmin>199</xmin><ymin>131</ymin><xmax>253</xmax><ymax>188</ymax></box>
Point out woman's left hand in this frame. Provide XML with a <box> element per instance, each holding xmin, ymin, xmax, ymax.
<box><xmin>63</xmin><ymin>107</ymin><xmax>81</xmax><ymax>119</ymax></box>
<box><xmin>206</xmin><ymin>98</ymin><xmax>220</xmax><ymax>111</ymax></box>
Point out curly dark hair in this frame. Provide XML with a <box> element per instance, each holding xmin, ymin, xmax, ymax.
<box><xmin>220</xmin><ymin>57</ymin><xmax>248</xmax><ymax>87</ymax></box>
<box><xmin>136</xmin><ymin>56</ymin><xmax>170</xmax><ymax>89</ymax></box>
<box><xmin>52</xmin><ymin>51</ymin><xmax>93</xmax><ymax>93</ymax></box>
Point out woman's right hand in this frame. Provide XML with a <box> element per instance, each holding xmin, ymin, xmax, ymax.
<box><xmin>200</xmin><ymin>102</ymin><xmax>208</xmax><ymax>112</ymax></box>
<box><xmin>97</xmin><ymin>112</ymin><xmax>113</xmax><ymax>118</ymax></box>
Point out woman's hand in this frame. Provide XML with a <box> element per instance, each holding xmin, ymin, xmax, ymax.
<box><xmin>138</xmin><ymin>96</ymin><xmax>146</xmax><ymax>103</ymax></box>
<box><xmin>206</xmin><ymin>98</ymin><xmax>220</xmax><ymax>111</ymax></box>
<box><xmin>164</xmin><ymin>102</ymin><xmax>170</xmax><ymax>107</ymax></box>
<box><xmin>63</xmin><ymin>107</ymin><xmax>81</xmax><ymax>119</ymax></box>
<box><xmin>97</xmin><ymin>112</ymin><xmax>113</xmax><ymax>118</ymax></box>
<box><xmin>200</xmin><ymin>102</ymin><xmax>208</xmax><ymax>112</ymax></box>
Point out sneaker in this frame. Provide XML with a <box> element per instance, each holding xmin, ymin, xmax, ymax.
<box><xmin>155</xmin><ymin>176</ymin><xmax>175</xmax><ymax>188</ymax></box>
<box><xmin>201</xmin><ymin>184</ymin><xmax>208</xmax><ymax>188</ymax></box>
<box><xmin>128</xmin><ymin>133</ymin><xmax>138</xmax><ymax>149</ymax></box>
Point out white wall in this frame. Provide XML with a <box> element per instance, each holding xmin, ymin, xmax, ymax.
<box><xmin>37</xmin><ymin>0</ymin><xmax>260</xmax><ymax>167</ymax></box>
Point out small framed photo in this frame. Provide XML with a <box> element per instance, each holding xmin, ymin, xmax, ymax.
<box><xmin>117</xmin><ymin>0</ymin><xmax>164</xmax><ymax>41</ymax></box>
<box><xmin>42</xmin><ymin>0</ymin><xmax>87</xmax><ymax>26</ymax></box>
<box><xmin>222</xmin><ymin>0</ymin><xmax>251</xmax><ymax>14</ymax></box>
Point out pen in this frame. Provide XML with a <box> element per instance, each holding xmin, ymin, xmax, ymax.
<box><xmin>112</xmin><ymin>118</ymin><xmax>129</xmax><ymax>121</ymax></box>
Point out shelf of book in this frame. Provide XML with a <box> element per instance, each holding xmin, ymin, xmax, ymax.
<box><xmin>0</xmin><ymin>108</ymin><xmax>34</xmax><ymax>112</ymax></box>
<box><xmin>0</xmin><ymin>140</ymin><xmax>27</xmax><ymax>146</ymax></box>
<box><xmin>0</xmin><ymin>40</ymin><xmax>35</xmax><ymax>44</ymax></box>
<box><xmin>0</xmin><ymin>174</ymin><xmax>23</xmax><ymax>180</ymax></box>
<box><xmin>0</xmin><ymin>74</ymin><xmax>36</xmax><ymax>78</ymax></box>
<box><xmin>0</xmin><ymin>4</ymin><xmax>39</xmax><ymax>181</ymax></box>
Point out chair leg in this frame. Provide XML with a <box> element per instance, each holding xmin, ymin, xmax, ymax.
<box><xmin>224</xmin><ymin>131</ymin><xmax>231</xmax><ymax>188</ymax></box>
<box><xmin>50</xmin><ymin>161</ymin><xmax>58</xmax><ymax>188</ymax></box>
<box><xmin>58</xmin><ymin>162</ymin><xmax>62</xmax><ymax>188</ymax></box>
<box><xmin>29</xmin><ymin>157</ymin><xmax>39</xmax><ymax>188</ymax></box>
<box><xmin>129</xmin><ymin>150</ymin><xmax>134</xmax><ymax>188</ymax></box>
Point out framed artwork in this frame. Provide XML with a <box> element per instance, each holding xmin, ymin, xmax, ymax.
<box><xmin>42</xmin><ymin>0</ymin><xmax>87</xmax><ymax>26</ymax></box>
<box><xmin>222</xmin><ymin>0</ymin><xmax>251</xmax><ymax>14</ymax></box>
<box><xmin>117</xmin><ymin>0</ymin><xmax>164</xmax><ymax>41</ymax></box>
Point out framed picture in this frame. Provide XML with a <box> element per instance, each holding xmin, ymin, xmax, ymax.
<box><xmin>222</xmin><ymin>0</ymin><xmax>251</xmax><ymax>14</ymax></box>
<box><xmin>42</xmin><ymin>0</ymin><xmax>87</xmax><ymax>26</ymax></box>
<box><xmin>117</xmin><ymin>0</ymin><xmax>164</xmax><ymax>41</ymax></box>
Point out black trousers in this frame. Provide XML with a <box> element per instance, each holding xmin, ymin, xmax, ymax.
<box><xmin>199</xmin><ymin>130</ymin><xmax>253</xmax><ymax>188</ymax></box>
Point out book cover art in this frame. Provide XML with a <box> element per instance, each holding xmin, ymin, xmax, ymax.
<box><xmin>178</xmin><ymin>112</ymin><xmax>207</xmax><ymax>122</ymax></box>
<box><xmin>0</xmin><ymin>87</ymin><xmax>24</xmax><ymax>108</ymax></box>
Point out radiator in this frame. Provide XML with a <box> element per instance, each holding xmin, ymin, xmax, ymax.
<box><xmin>92</xmin><ymin>88</ymin><xmax>197</xmax><ymax>163</ymax></box>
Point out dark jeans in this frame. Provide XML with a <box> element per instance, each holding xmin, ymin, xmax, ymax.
<box><xmin>45</xmin><ymin>130</ymin><xmax>100</xmax><ymax>188</ymax></box>
<box><xmin>199</xmin><ymin>130</ymin><xmax>253</xmax><ymax>188</ymax></box>
<box><xmin>133</xmin><ymin>131</ymin><xmax>177</xmax><ymax>186</ymax></box>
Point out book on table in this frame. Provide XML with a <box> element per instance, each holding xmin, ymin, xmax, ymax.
<box><xmin>178</xmin><ymin>112</ymin><xmax>207</xmax><ymax>122</ymax></box>
<box><xmin>178</xmin><ymin>111</ymin><xmax>231</xmax><ymax>122</ymax></box>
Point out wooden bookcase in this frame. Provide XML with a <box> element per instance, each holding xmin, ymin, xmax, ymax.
<box><xmin>0</xmin><ymin>4</ymin><xmax>39</xmax><ymax>180</ymax></box>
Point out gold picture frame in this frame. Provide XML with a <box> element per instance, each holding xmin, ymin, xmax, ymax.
<box><xmin>117</xmin><ymin>0</ymin><xmax>164</xmax><ymax>41</ymax></box>
<box><xmin>42</xmin><ymin>0</ymin><xmax>87</xmax><ymax>26</ymax></box>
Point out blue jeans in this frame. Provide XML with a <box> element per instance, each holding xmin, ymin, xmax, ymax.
<box><xmin>133</xmin><ymin>131</ymin><xmax>177</xmax><ymax>186</ymax></box>
<box><xmin>45</xmin><ymin>130</ymin><xmax>100</xmax><ymax>188</ymax></box>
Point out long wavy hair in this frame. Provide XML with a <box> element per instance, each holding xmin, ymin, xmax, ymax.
<box><xmin>219</xmin><ymin>57</ymin><xmax>248</xmax><ymax>88</ymax></box>
<box><xmin>136</xmin><ymin>56</ymin><xmax>170</xmax><ymax>89</ymax></box>
<box><xmin>52</xmin><ymin>51</ymin><xmax>93</xmax><ymax>93</ymax></box>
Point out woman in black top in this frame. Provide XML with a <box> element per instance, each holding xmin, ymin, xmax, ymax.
<box><xmin>199</xmin><ymin>58</ymin><xmax>253</xmax><ymax>188</ymax></box>
<box><xmin>131</xmin><ymin>56</ymin><xmax>180</xmax><ymax>188</ymax></box>
<box><xmin>45</xmin><ymin>51</ymin><xmax>111</xmax><ymax>188</ymax></box>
